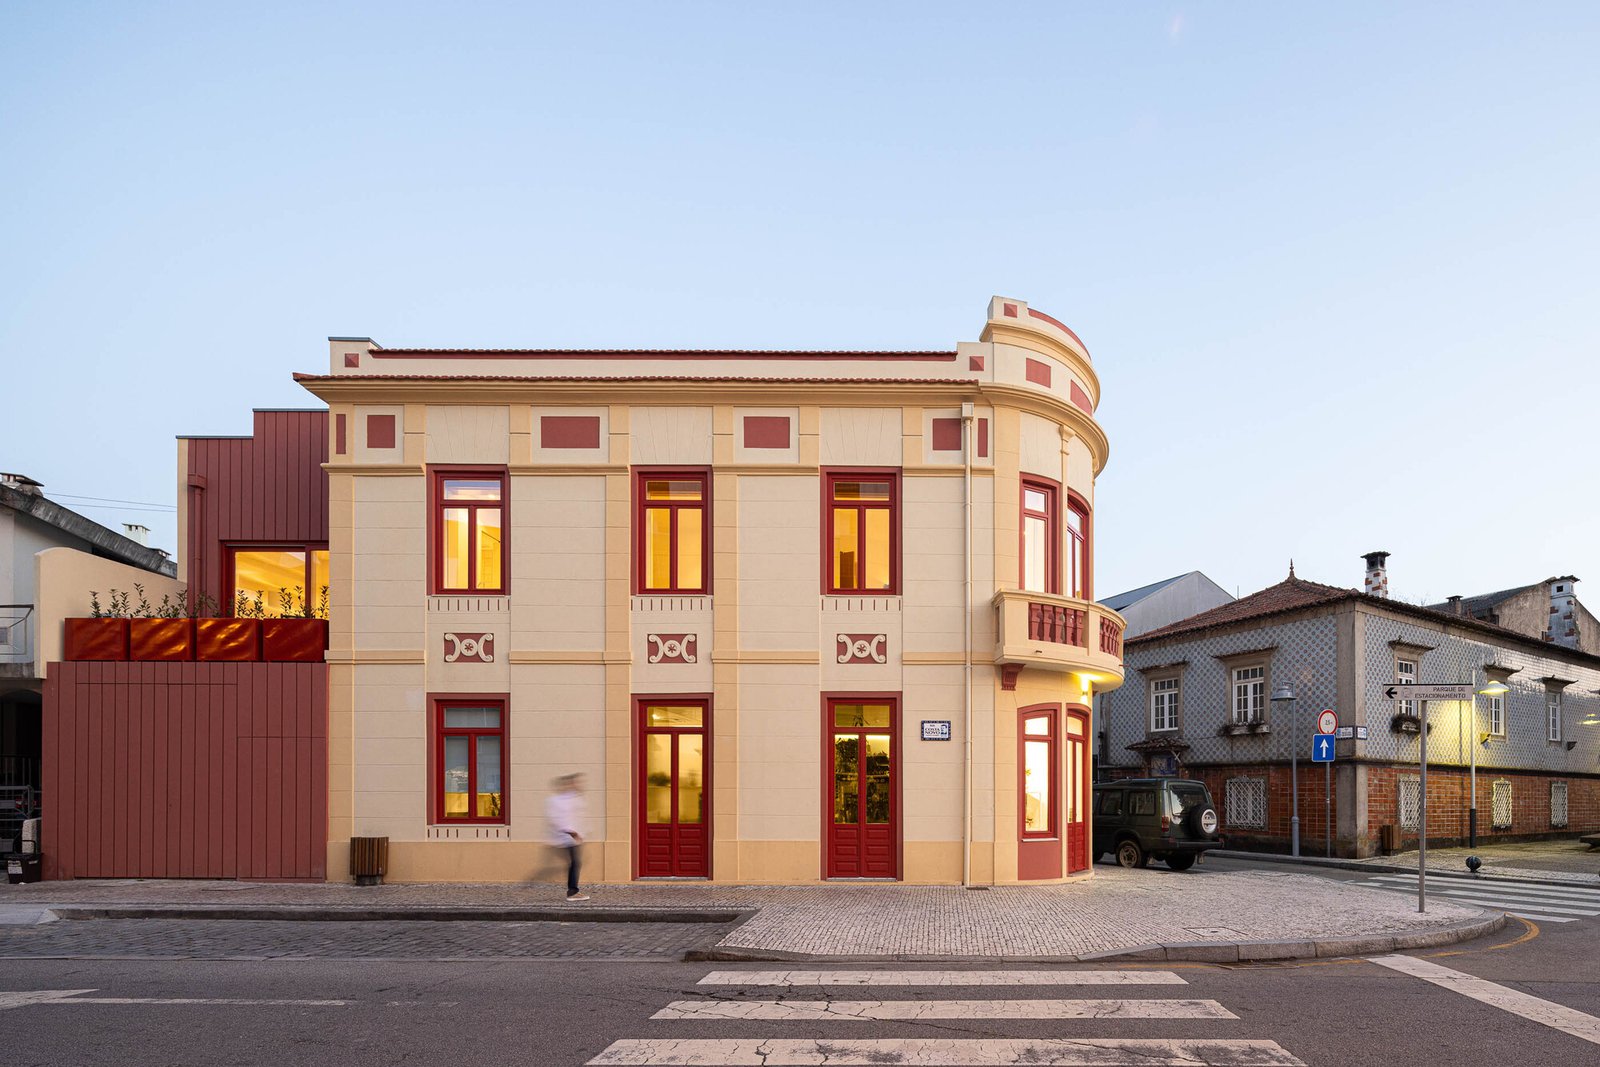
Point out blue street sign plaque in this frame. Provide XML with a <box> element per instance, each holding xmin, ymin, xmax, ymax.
<box><xmin>1311</xmin><ymin>733</ymin><xmax>1336</xmax><ymax>762</ymax></box>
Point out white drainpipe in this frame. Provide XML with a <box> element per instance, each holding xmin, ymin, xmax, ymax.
<box><xmin>961</xmin><ymin>400</ymin><xmax>975</xmax><ymax>887</ymax></box>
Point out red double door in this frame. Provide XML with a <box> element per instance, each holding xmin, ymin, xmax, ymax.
<box><xmin>825</xmin><ymin>698</ymin><xmax>899</xmax><ymax>879</ymax></box>
<box><xmin>1018</xmin><ymin>704</ymin><xmax>1090</xmax><ymax>880</ymax></box>
<box><xmin>636</xmin><ymin>700</ymin><xmax>709</xmax><ymax>878</ymax></box>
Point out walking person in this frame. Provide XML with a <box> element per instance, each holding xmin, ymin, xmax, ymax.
<box><xmin>546</xmin><ymin>774</ymin><xmax>588</xmax><ymax>901</ymax></box>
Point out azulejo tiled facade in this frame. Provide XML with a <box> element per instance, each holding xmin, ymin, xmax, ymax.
<box><xmin>296</xmin><ymin>296</ymin><xmax>1125</xmax><ymax>884</ymax></box>
<box><xmin>1100</xmin><ymin>569</ymin><xmax>1600</xmax><ymax>856</ymax></box>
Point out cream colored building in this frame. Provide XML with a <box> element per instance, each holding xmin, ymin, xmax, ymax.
<box><xmin>296</xmin><ymin>296</ymin><xmax>1125</xmax><ymax>885</ymax></box>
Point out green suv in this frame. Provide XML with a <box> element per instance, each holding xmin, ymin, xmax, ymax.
<box><xmin>1092</xmin><ymin>778</ymin><xmax>1221</xmax><ymax>871</ymax></box>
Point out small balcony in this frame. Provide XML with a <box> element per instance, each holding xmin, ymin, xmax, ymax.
<box><xmin>992</xmin><ymin>589</ymin><xmax>1125</xmax><ymax>690</ymax></box>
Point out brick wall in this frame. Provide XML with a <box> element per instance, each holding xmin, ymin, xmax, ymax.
<box><xmin>1366</xmin><ymin>764</ymin><xmax>1600</xmax><ymax>848</ymax></box>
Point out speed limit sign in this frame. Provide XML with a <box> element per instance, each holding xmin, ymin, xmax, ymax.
<box><xmin>1317</xmin><ymin>709</ymin><xmax>1338</xmax><ymax>735</ymax></box>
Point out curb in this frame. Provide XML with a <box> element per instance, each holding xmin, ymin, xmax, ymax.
<box><xmin>49</xmin><ymin>905</ymin><xmax>754</xmax><ymax>925</ymax></box>
<box><xmin>686</xmin><ymin>912</ymin><xmax>1506</xmax><ymax>964</ymax></box>
<box><xmin>1208</xmin><ymin>849</ymin><xmax>1600</xmax><ymax>888</ymax></box>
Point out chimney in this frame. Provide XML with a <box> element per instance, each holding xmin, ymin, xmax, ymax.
<box><xmin>1546</xmin><ymin>577</ymin><xmax>1579</xmax><ymax>648</ymax></box>
<box><xmin>1362</xmin><ymin>551</ymin><xmax>1390</xmax><ymax>598</ymax></box>
<box><xmin>0</xmin><ymin>472</ymin><xmax>44</xmax><ymax>495</ymax></box>
<box><xmin>122</xmin><ymin>523</ymin><xmax>150</xmax><ymax>546</ymax></box>
<box><xmin>1447</xmin><ymin>595</ymin><xmax>1463</xmax><ymax>616</ymax></box>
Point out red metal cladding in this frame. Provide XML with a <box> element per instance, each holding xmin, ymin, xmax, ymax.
<box><xmin>261</xmin><ymin>619</ymin><xmax>328</xmax><ymax>662</ymax></box>
<box><xmin>195</xmin><ymin>618</ymin><xmax>260</xmax><ymax>661</ymax></box>
<box><xmin>63</xmin><ymin>618</ymin><xmax>128</xmax><ymax>660</ymax></box>
<box><xmin>1025</xmin><ymin>358</ymin><xmax>1052</xmax><ymax>388</ymax></box>
<box><xmin>366</xmin><ymin>413</ymin><xmax>396</xmax><ymax>449</ymax></box>
<box><xmin>930</xmin><ymin>418</ymin><xmax>962</xmax><ymax>452</ymax></box>
<box><xmin>540</xmin><ymin>415</ymin><xmax>601</xmax><ymax>449</ymax></box>
<box><xmin>742</xmin><ymin>415</ymin><xmax>791</xmax><ymax>450</ymax></box>
<box><xmin>128</xmin><ymin>619</ymin><xmax>194</xmax><ymax>661</ymax></box>
<box><xmin>1070</xmin><ymin>381</ymin><xmax>1094</xmax><ymax>414</ymax></box>
<box><xmin>41</xmin><ymin>660</ymin><xmax>327</xmax><ymax>882</ymax></box>
<box><xmin>185</xmin><ymin>411</ymin><xmax>329</xmax><ymax>611</ymax></box>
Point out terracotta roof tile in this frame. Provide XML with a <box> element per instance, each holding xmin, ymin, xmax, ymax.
<box><xmin>1133</xmin><ymin>576</ymin><xmax>1353</xmax><ymax>642</ymax></box>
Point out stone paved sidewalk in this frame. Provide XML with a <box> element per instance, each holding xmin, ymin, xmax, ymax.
<box><xmin>0</xmin><ymin>864</ymin><xmax>1491</xmax><ymax>960</ymax></box>
<box><xmin>1348</xmin><ymin>839</ymin><xmax>1600</xmax><ymax>885</ymax></box>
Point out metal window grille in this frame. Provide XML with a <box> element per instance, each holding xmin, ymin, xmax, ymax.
<box><xmin>1398</xmin><ymin>775</ymin><xmax>1421</xmax><ymax>830</ymax></box>
<box><xmin>1491</xmin><ymin>779</ymin><xmax>1513</xmax><ymax>830</ymax></box>
<box><xmin>1232</xmin><ymin>666</ymin><xmax>1264</xmax><ymax>724</ymax></box>
<box><xmin>1150</xmin><ymin>678</ymin><xmax>1179</xmax><ymax>732</ymax></box>
<box><xmin>1225</xmin><ymin>776</ymin><xmax>1267</xmax><ymax>829</ymax></box>
<box><xmin>1551</xmin><ymin>781</ymin><xmax>1569</xmax><ymax>829</ymax></box>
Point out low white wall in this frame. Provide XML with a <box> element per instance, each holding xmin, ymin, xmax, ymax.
<box><xmin>33</xmin><ymin>547</ymin><xmax>186</xmax><ymax>671</ymax></box>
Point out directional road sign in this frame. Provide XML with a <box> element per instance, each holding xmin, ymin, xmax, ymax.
<box><xmin>1311</xmin><ymin>733</ymin><xmax>1336</xmax><ymax>762</ymax></box>
<box><xmin>1384</xmin><ymin>682</ymin><xmax>1475</xmax><ymax>701</ymax></box>
<box><xmin>1317</xmin><ymin>709</ymin><xmax>1338</xmax><ymax>735</ymax></box>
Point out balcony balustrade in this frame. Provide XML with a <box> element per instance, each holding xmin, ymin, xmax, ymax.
<box><xmin>993</xmin><ymin>589</ymin><xmax>1125</xmax><ymax>689</ymax></box>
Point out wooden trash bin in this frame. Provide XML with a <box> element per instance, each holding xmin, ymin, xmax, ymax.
<box><xmin>350</xmin><ymin>836</ymin><xmax>389</xmax><ymax>886</ymax></box>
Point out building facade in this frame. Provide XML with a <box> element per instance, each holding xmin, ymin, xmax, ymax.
<box><xmin>1101</xmin><ymin>558</ymin><xmax>1600</xmax><ymax>857</ymax></box>
<box><xmin>291</xmin><ymin>296</ymin><xmax>1125</xmax><ymax>884</ymax></box>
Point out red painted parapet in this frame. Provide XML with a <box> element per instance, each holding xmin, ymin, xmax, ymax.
<box><xmin>1099</xmin><ymin>617</ymin><xmax>1123</xmax><ymax>656</ymax></box>
<box><xmin>60</xmin><ymin>618</ymin><xmax>324</xmax><ymax>663</ymax></box>
<box><xmin>1028</xmin><ymin>602</ymin><xmax>1087</xmax><ymax>647</ymax></box>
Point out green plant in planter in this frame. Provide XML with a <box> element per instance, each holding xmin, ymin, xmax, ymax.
<box><xmin>89</xmin><ymin>591</ymin><xmax>103</xmax><ymax>618</ymax></box>
<box><xmin>315</xmin><ymin>585</ymin><xmax>329</xmax><ymax>620</ymax></box>
<box><xmin>133</xmin><ymin>584</ymin><xmax>152</xmax><ymax>618</ymax></box>
<box><xmin>277</xmin><ymin>587</ymin><xmax>294</xmax><ymax>618</ymax></box>
<box><xmin>108</xmin><ymin>589</ymin><xmax>131</xmax><ymax>618</ymax></box>
<box><xmin>251</xmin><ymin>590</ymin><xmax>266</xmax><ymax>619</ymax></box>
<box><xmin>156</xmin><ymin>593</ymin><xmax>185</xmax><ymax>619</ymax></box>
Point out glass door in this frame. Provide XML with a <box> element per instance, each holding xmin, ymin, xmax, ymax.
<box><xmin>1066</xmin><ymin>708</ymin><xmax>1089</xmax><ymax>873</ymax></box>
<box><xmin>826</xmin><ymin>700</ymin><xmax>898</xmax><ymax>878</ymax></box>
<box><xmin>637</xmin><ymin>701</ymin><xmax>709</xmax><ymax>877</ymax></box>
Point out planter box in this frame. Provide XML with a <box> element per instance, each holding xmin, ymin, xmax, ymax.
<box><xmin>129</xmin><ymin>619</ymin><xmax>194</xmax><ymax>661</ymax></box>
<box><xmin>63</xmin><ymin>618</ymin><xmax>128</xmax><ymax>661</ymax></box>
<box><xmin>261</xmin><ymin>618</ymin><xmax>327</xmax><ymax>662</ymax></box>
<box><xmin>196</xmin><ymin>618</ymin><xmax>260</xmax><ymax>662</ymax></box>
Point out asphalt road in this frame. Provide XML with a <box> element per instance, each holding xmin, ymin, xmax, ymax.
<box><xmin>2</xmin><ymin>856</ymin><xmax>1596</xmax><ymax>1065</ymax></box>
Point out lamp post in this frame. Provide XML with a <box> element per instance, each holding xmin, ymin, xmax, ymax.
<box><xmin>1272</xmin><ymin>684</ymin><xmax>1299</xmax><ymax>856</ymax></box>
<box><xmin>1475</xmin><ymin>679</ymin><xmax>1509</xmax><ymax>849</ymax></box>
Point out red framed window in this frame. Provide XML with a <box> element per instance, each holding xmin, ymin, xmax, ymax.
<box><xmin>635</xmin><ymin>470</ymin><xmax>710</xmax><ymax>594</ymax></box>
<box><xmin>229</xmin><ymin>544</ymin><xmax>329</xmax><ymax>617</ymax></box>
<box><xmin>431</xmin><ymin>469</ymin><xmax>506</xmax><ymax>594</ymax></box>
<box><xmin>1020</xmin><ymin>708</ymin><xmax>1059</xmax><ymax>839</ymax></box>
<box><xmin>1020</xmin><ymin>479</ymin><xmax>1058</xmax><ymax>594</ymax></box>
<box><xmin>1066</xmin><ymin>496</ymin><xmax>1090</xmax><ymax>599</ymax></box>
<box><xmin>434</xmin><ymin>697</ymin><xmax>507</xmax><ymax>824</ymax></box>
<box><xmin>824</xmin><ymin>470</ymin><xmax>900</xmax><ymax>594</ymax></box>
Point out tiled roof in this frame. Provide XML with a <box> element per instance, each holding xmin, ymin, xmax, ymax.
<box><xmin>1134</xmin><ymin>575</ymin><xmax>1352</xmax><ymax>642</ymax></box>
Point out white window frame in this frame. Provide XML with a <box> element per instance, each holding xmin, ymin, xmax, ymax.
<box><xmin>1150</xmin><ymin>678</ymin><xmax>1180</xmax><ymax>733</ymax></box>
<box><xmin>1231</xmin><ymin>666</ymin><xmax>1265</xmax><ymax>724</ymax></box>
<box><xmin>1548</xmin><ymin>691</ymin><xmax>1563</xmax><ymax>742</ymax></box>
<box><xmin>1395</xmin><ymin>658</ymin><xmax>1417</xmax><ymax>716</ymax></box>
<box><xmin>1487</xmin><ymin>691</ymin><xmax>1505</xmax><ymax>737</ymax></box>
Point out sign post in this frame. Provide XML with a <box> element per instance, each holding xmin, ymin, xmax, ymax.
<box><xmin>1316</xmin><ymin>710</ymin><xmax>1337</xmax><ymax>857</ymax></box>
<box><xmin>1387</xmin><ymin>682</ymin><xmax>1475</xmax><ymax>913</ymax></box>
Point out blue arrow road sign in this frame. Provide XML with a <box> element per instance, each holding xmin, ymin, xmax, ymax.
<box><xmin>1312</xmin><ymin>733</ymin><xmax>1336</xmax><ymax>762</ymax></box>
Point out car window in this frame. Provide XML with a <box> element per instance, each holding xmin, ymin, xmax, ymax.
<box><xmin>1167</xmin><ymin>783</ymin><xmax>1208</xmax><ymax>817</ymax></box>
<box><xmin>1098</xmin><ymin>791</ymin><xmax>1122</xmax><ymax>816</ymax></box>
<box><xmin>1129</xmin><ymin>791</ymin><xmax>1156</xmax><ymax>816</ymax></box>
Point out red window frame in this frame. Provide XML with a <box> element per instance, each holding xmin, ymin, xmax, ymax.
<box><xmin>822</xmin><ymin>469</ymin><xmax>901</xmax><ymax>595</ymax></box>
<box><xmin>1019</xmin><ymin>706</ymin><xmax>1060</xmax><ymax>840</ymax></box>
<box><xmin>819</xmin><ymin>692</ymin><xmax>903</xmax><ymax>880</ymax></box>
<box><xmin>428</xmin><ymin>467</ymin><xmax>509</xmax><ymax>595</ymax></box>
<box><xmin>226</xmin><ymin>543</ymin><xmax>330</xmax><ymax>617</ymax></box>
<box><xmin>1066</xmin><ymin>492</ymin><xmax>1091</xmax><ymax>600</ymax></box>
<box><xmin>1019</xmin><ymin>477</ymin><xmax>1060</xmax><ymax>594</ymax></box>
<box><xmin>431</xmin><ymin>694</ymin><xmax>509</xmax><ymax>825</ymax></box>
<box><xmin>633</xmin><ymin>468</ymin><xmax>712</xmax><ymax>595</ymax></box>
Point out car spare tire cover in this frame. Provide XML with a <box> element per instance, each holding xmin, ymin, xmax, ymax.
<box><xmin>1189</xmin><ymin>805</ymin><xmax>1219</xmax><ymax>836</ymax></box>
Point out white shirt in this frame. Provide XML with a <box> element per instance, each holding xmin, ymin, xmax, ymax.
<box><xmin>546</xmin><ymin>789</ymin><xmax>585</xmax><ymax>847</ymax></box>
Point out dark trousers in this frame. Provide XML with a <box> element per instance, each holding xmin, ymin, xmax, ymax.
<box><xmin>565</xmin><ymin>845</ymin><xmax>581</xmax><ymax>896</ymax></box>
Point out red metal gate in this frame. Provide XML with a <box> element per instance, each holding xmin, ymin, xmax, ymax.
<box><xmin>42</xmin><ymin>660</ymin><xmax>327</xmax><ymax>881</ymax></box>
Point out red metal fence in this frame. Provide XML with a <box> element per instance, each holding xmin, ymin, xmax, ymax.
<box><xmin>42</xmin><ymin>660</ymin><xmax>326</xmax><ymax>881</ymax></box>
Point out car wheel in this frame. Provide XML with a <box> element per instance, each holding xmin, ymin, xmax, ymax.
<box><xmin>1187</xmin><ymin>805</ymin><xmax>1220</xmax><ymax>837</ymax></box>
<box><xmin>1116</xmin><ymin>840</ymin><xmax>1146</xmax><ymax>868</ymax></box>
<box><xmin>1167</xmin><ymin>854</ymin><xmax>1196</xmax><ymax>872</ymax></box>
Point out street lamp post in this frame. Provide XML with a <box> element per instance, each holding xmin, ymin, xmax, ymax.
<box><xmin>1272</xmin><ymin>684</ymin><xmax>1299</xmax><ymax>857</ymax></box>
<box><xmin>1475</xmin><ymin>679</ymin><xmax>1509</xmax><ymax>849</ymax></box>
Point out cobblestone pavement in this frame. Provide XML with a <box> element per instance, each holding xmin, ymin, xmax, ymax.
<box><xmin>0</xmin><ymin>863</ymin><xmax>1488</xmax><ymax>959</ymax></box>
<box><xmin>0</xmin><ymin>919</ymin><xmax>731</xmax><ymax>960</ymax></box>
<box><xmin>1350</xmin><ymin>840</ymin><xmax>1600</xmax><ymax>884</ymax></box>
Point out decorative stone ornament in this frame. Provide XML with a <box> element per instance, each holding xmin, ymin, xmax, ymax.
<box><xmin>443</xmin><ymin>632</ymin><xmax>493</xmax><ymax>663</ymax></box>
<box><xmin>647</xmin><ymin>633</ymin><xmax>697</xmax><ymax>664</ymax></box>
<box><xmin>836</xmin><ymin>633</ymin><xmax>887</xmax><ymax>665</ymax></box>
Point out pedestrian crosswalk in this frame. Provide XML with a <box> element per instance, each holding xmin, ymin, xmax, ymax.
<box><xmin>1356</xmin><ymin>873</ymin><xmax>1600</xmax><ymax>924</ymax></box>
<box><xmin>588</xmin><ymin>967</ymin><xmax>1305</xmax><ymax>1065</ymax></box>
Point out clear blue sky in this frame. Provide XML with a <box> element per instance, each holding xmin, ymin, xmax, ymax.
<box><xmin>4</xmin><ymin>3</ymin><xmax>1596</xmax><ymax>604</ymax></box>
